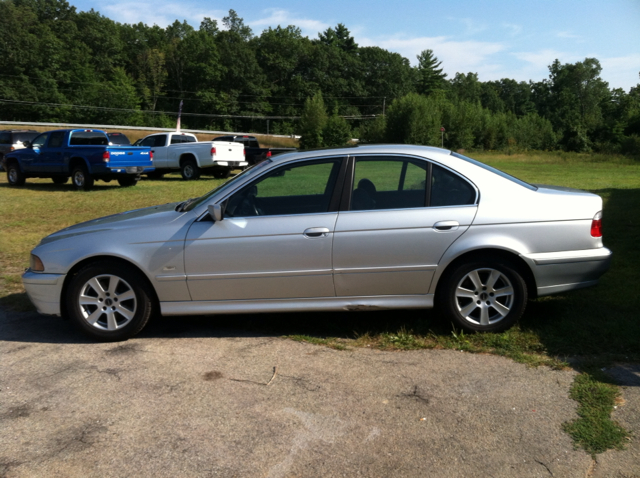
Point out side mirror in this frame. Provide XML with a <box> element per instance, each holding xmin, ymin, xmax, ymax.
<box><xmin>208</xmin><ymin>203</ymin><xmax>224</xmax><ymax>222</ymax></box>
<box><xmin>23</xmin><ymin>141</ymin><xmax>32</xmax><ymax>148</ymax></box>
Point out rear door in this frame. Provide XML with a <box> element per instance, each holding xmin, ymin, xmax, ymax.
<box><xmin>36</xmin><ymin>131</ymin><xmax>66</xmax><ymax>173</ymax></box>
<box><xmin>332</xmin><ymin>155</ymin><xmax>478</xmax><ymax>297</ymax></box>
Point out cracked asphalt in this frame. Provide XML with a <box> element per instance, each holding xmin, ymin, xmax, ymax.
<box><xmin>1</xmin><ymin>308</ymin><xmax>639</xmax><ymax>477</ymax></box>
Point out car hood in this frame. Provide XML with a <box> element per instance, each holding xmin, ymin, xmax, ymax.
<box><xmin>39</xmin><ymin>202</ymin><xmax>183</xmax><ymax>245</ymax></box>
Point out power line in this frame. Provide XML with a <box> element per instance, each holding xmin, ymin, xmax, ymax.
<box><xmin>0</xmin><ymin>73</ymin><xmax>388</xmax><ymax>99</ymax></box>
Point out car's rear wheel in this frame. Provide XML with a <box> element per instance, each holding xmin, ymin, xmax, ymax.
<box><xmin>181</xmin><ymin>159</ymin><xmax>200</xmax><ymax>180</ymax></box>
<box><xmin>66</xmin><ymin>261</ymin><xmax>155</xmax><ymax>341</ymax></box>
<box><xmin>71</xmin><ymin>164</ymin><xmax>94</xmax><ymax>191</ymax></box>
<box><xmin>439</xmin><ymin>259</ymin><xmax>527</xmax><ymax>332</ymax></box>
<box><xmin>7</xmin><ymin>162</ymin><xmax>25</xmax><ymax>186</ymax></box>
<box><xmin>117</xmin><ymin>176</ymin><xmax>138</xmax><ymax>187</ymax></box>
<box><xmin>212</xmin><ymin>169</ymin><xmax>230</xmax><ymax>179</ymax></box>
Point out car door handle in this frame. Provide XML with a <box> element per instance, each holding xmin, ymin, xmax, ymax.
<box><xmin>304</xmin><ymin>227</ymin><xmax>330</xmax><ymax>238</ymax></box>
<box><xmin>434</xmin><ymin>221</ymin><xmax>460</xmax><ymax>231</ymax></box>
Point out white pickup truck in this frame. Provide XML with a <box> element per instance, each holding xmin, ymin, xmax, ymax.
<box><xmin>137</xmin><ymin>132</ymin><xmax>247</xmax><ymax>179</ymax></box>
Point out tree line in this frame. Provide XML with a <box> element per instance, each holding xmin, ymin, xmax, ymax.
<box><xmin>1</xmin><ymin>0</ymin><xmax>639</xmax><ymax>155</ymax></box>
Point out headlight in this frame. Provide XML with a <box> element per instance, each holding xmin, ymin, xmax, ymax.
<box><xmin>30</xmin><ymin>254</ymin><xmax>45</xmax><ymax>272</ymax></box>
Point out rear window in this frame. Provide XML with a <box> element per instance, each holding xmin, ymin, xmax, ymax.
<box><xmin>69</xmin><ymin>131</ymin><xmax>109</xmax><ymax>146</ymax></box>
<box><xmin>13</xmin><ymin>132</ymin><xmax>38</xmax><ymax>143</ymax></box>
<box><xmin>171</xmin><ymin>134</ymin><xmax>197</xmax><ymax>144</ymax></box>
<box><xmin>107</xmin><ymin>133</ymin><xmax>131</xmax><ymax>145</ymax></box>
<box><xmin>451</xmin><ymin>152</ymin><xmax>537</xmax><ymax>191</ymax></box>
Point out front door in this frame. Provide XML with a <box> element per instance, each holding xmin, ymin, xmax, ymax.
<box><xmin>184</xmin><ymin>157</ymin><xmax>345</xmax><ymax>301</ymax></box>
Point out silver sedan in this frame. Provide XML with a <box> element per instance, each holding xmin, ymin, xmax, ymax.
<box><xmin>23</xmin><ymin>145</ymin><xmax>612</xmax><ymax>340</ymax></box>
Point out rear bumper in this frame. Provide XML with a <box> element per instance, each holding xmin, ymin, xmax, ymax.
<box><xmin>520</xmin><ymin>248</ymin><xmax>612</xmax><ymax>297</ymax></box>
<box><xmin>22</xmin><ymin>270</ymin><xmax>64</xmax><ymax>316</ymax></box>
<box><xmin>211</xmin><ymin>161</ymin><xmax>248</xmax><ymax>168</ymax></box>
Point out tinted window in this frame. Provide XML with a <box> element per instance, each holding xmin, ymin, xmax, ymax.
<box><xmin>48</xmin><ymin>132</ymin><xmax>65</xmax><ymax>148</ymax></box>
<box><xmin>69</xmin><ymin>132</ymin><xmax>108</xmax><ymax>146</ymax></box>
<box><xmin>108</xmin><ymin>133</ymin><xmax>131</xmax><ymax>145</ymax></box>
<box><xmin>350</xmin><ymin>157</ymin><xmax>427</xmax><ymax>211</ymax></box>
<box><xmin>225</xmin><ymin>159</ymin><xmax>342</xmax><ymax>217</ymax></box>
<box><xmin>0</xmin><ymin>133</ymin><xmax>10</xmax><ymax>145</ymax></box>
<box><xmin>170</xmin><ymin>134</ymin><xmax>196</xmax><ymax>144</ymax></box>
<box><xmin>31</xmin><ymin>133</ymin><xmax>48</xmax><ymax>149</ymax></box>
<box><xmin>430</xmin><ymin>164</ymin><xmax>476</xmax><ymax>207</ymax></box>
<box><xmin>451</xmin><ymin>151</ymin><xmax>537</xmax><ymax>191</ymax></box>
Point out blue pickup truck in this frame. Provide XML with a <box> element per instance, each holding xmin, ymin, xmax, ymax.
<box><xmin>2</xmin><ymin>129</ymin><xmax>154</xmax><ymax>190</ymax></box>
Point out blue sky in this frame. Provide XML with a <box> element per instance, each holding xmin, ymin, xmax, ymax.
<box><xmin>74</xmin><ymin>0</ymin><xmax>640</xmax><ymax>91</ymax></box>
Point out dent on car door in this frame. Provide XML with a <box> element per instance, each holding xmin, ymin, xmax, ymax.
<box><xmin>332</xmin><ymin>156</ymin><xmax>478</xmax><ymax>297</ymax></box>
<box><xmin>184</xmin><ymin>157</ymin><xmax>346</xmax><ymax>301</ymax></box>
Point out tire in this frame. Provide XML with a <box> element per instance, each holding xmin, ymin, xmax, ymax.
<box><xmin>117</xmin><ymin>176</ymin><xmax>138</xmax><ymax>187</ymax></box>
<box><xmin>180</xmin><ymin>159</ymin><xmax>200</xmax><ymax>180</ymax></box>
<box><xmin>66</xmin><ymin>261</ymin><xmax>155</xmax><ymax>341</ymax></box>
<box><xmin>212</xmin><ymin>169</ymin><xmax>231</xmax><ymax>179</ymax></box>
<box><xmin>71</xmin><ymin>164</ymin><xmax>94</xmax><ymax>191</ymax></box>
<box><xmin>6</xmin><ymin>162</ymin><xmax>25</xmax><ymax>186</ymax></box>
<box><xmin>52</xmin><ymin>176</ymin><xmax>68</xmax><ymax>185</ymax></box>
<box><xmin>438</xmin><ymin>259</ymin><xmax>527</xmax><ymax>333</ymax></box>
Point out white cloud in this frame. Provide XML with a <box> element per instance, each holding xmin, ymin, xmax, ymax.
<box><xmin>249</xmin><ymin>9</ymin><xmax>330</xmax><ymax>37</ymax></box>
<box><xmin>556</xmin><ymin>31</ymin><xmax>581</xmax><ymax>40</ymax></box>
<box><xmin>102</xmin><ymin>1</ymin><xmax>225</xmax><ymax>27</ymax></box>
<box><xmin>600</xmin><ymin>54</ymin><xmax>640</xmax><ymax>91</ymax></box>
<box><xmin>502</xmin><ymin>23</ymin><xmax>522</xmax><ymax>36</ymax></box>
<box><xmin>361</xmin><ymin>35</ymin><xmax>505</xmax><ymax>78</ymax></box>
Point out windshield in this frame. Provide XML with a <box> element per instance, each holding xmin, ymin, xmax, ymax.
<box><xmin>183</xmin><ymin>160</ymin><xmax>273</xmax><ymax>212</ymax></box>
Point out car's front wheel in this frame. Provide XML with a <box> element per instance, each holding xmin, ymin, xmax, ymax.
<box><xmin>6</xmin><ymin>162</ymin><xmax>26</xmax><ymax>186</ymax></box>
<box><xmin>438</xmin><ymin>259</ymin><xmax>527</xmax><ymax>332</ymax></box>
<box><xmin>66</xmin><ymin>262</ymin><xmax>155</xmax><ymax>341</ymax></box>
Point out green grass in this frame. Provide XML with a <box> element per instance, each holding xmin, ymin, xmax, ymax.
<box><xmin>1</xmin><ymin>150</ymin><xmax>639</xmax><ymax>455</ymax></box>
<box><xmin>563</xmin><ymin>368</ymin><xmax>630</xmax><ymax>456</ymax></box>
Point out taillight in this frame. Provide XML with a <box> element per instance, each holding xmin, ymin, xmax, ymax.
<box><xmin>150</xmin><ymin>150</ymin><xmax>153</xmax><ymax>160</ymax></box>
<box><xmin>266</xmin><ymin>151</ymin><xmax>272</xmax><ymax>158</ymax></box>
<box><xmin>10</xmin><ymin>146</ymin><xmax>15</xmax><ymax>151</ymax></box>
<box><xmin>243</xmin><ymin>148</ymin><xmax>246</xmax><ymax>156</ymax></box>
<box><xmin>591</xmin><ymin>211</ymin><xmax>603</xmax><ymax>237</ymax></box>
<box><xmin>102</xmin><ymin>151</ymin><xmax>110</xmax><ymax>162</ymax></box>
<box><xmin>211</xmin><ymin>147</ymin><xmax>217</xmax><ymax>155</ymax></box>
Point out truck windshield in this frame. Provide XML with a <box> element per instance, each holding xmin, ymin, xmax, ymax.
<box><xmin>183</xmin><ymin>160</ymin><xmax>273</xmax><ymax>212</ymax></box>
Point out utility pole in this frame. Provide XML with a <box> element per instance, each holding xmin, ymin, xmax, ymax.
<box><xmin>440</xmin><ymin>126</ymin><xmax>445</xmax><ymax>148</ymax></box>
<box><xmin>382</xmin><ymin>97</ymin><xmax>386</xmax><ymax>117</ymax></box>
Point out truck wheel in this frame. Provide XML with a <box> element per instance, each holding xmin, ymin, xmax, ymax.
<box><xmin>71</xmin><ymin>164</ymin><xmax>94</xmax><ymax>191</ymax></box>
<box><xmin>117</xmin><ymin>176</ymin><xmax>138</xmax><ymax>187</ymax></box>
<box><xmin>181</xmin><ymin>159</ymin><xmax>200</xmax><ymax>180</ymax></box>
<box><xmin>213</xmin><ymin>169</ymin><xmax>231</xmax><ymax>179</ymax></box>
<box><xmin>6</xmin><ymin>162</ymin><xmax>26</xmax><ymax>186</ymax></box>
<box><xmin>52</xmin><ymin>177</ymin><xmax>68</xmax><ymax>185</ymax></box>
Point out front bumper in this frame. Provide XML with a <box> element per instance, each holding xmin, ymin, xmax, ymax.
<box><xmin>520</xmin><ymin>247</ymin><xmax>612</xmax><ymax>297</ymax></box>
<box><xmin>22</xmin><ymin>270</ymin><xmax>65</xmax><ymax>316</ymax></box>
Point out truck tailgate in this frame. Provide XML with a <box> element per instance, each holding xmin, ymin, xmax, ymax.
<box><xmin>107</xmin><ymin>147</ymin><xmax>153</xmax><ymax>168</ymax></box>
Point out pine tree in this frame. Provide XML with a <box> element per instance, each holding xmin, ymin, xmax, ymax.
<box><xmin>416</xmin><ymin>49</ymin><xmax>447</xmax><ymax>96</ymax></box>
